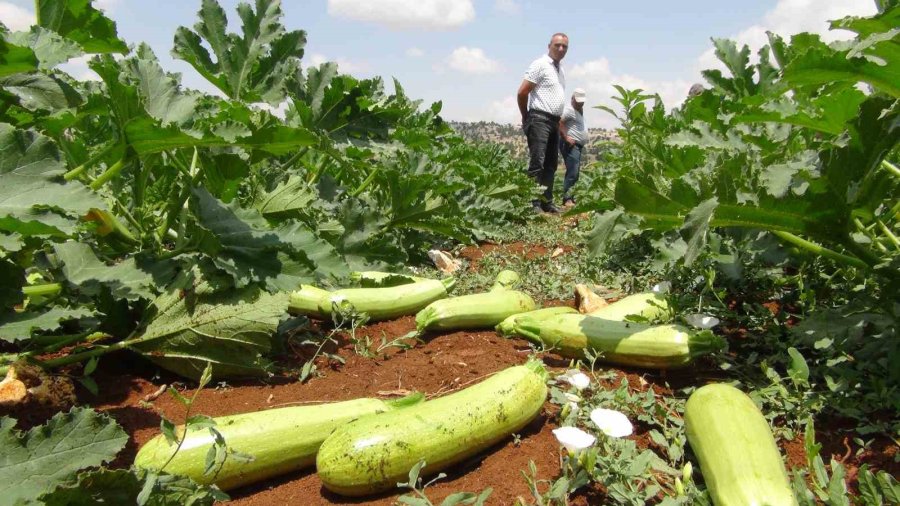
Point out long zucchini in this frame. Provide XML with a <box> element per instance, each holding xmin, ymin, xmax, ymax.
<box><xmin>684</xmin><ymin>384</ymin><xmax>797</xmax><ymax>505</ymax></box>
<box><xmin>496</xmin><ymin>306</ymin><xmax>578</xmax><ymax>336</ymax></box>
<box><xmin>133</xmin><ymin>393</ymin><xmax>422</xmax><ymax>490</ymax></box>
<box><xmin>316</xmin><ymin>361</ymin><xmax>548</xmax><ymax>496</ymax></box>
<box><xmin>588</xmin><ymin>292</ymin><xmax>670</xmax><ymax>320</ymax></box>
<box><xmin>512</xmin><ymin>314</ymin><xmax>724</xmax><ymax>368</ymax></box>
<box><xmin>415</xmin><ymin>270</ymin><xmax>535</xmax><ymax>332</ymax></box>
<box><xmin>288</xmin><ymin>277</ymin><xmax>455</xmax><ymax>321</ymax></box>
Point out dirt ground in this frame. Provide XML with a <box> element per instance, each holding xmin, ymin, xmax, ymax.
<box><xmin>7</xmin><ymin>238</ymin><xmax>894</xmax><ymax>504</ymax></box>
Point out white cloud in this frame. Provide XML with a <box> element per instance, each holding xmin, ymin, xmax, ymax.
<box><xmin>95</xmin><ymin>0</ymin><xmax>120</xmax><ymax>12</ymax></box>
<box><xmin>406</xmin><ymin>47</ymin><xmax>425</xmax><ymax>57</ymax></box>
<box><xmin>327</xmin><ymin>0</ymin><xmax>475</xmax><ymax>30</ymax></box>
<box><xmin>445</xmin><ymin>46</ymin><xmax>501</xmax><ymax>75</ymax></box>
<box><xmin>569</xmin><ymin>58</ymin><xmax>691</xmax><ymax>129</ymax></box>
<box><xmin>697</xmin><ymin>0</ymin><xmax>878</xmax><ymax>73</ymax></box>
<box><xmin>484</xmin><ymin>95</ymin><xmax>521</xmax><ymax>124</ymax></box>
<box><xmin>57</xmin><ymin>55</ymin><xmax>102</xmax><ymax>82</ymax></box>
<box><xmin>494</xmin><ymin>0</ymin><xmax>521</xmax><ymax>15</ymax></box>
<box><xmin>305</xmin><ymin>53</ymin><xmax>369</xmax><ymax>75</ymax></box>
<box><xmin>0</xmin><ymin>2</ymin><xmax>35</xmax><ymax>32</ymax></box>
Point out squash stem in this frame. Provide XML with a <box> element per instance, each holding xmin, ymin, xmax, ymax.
<box><xmin>771</xmin><ymin>231</ymin><xmax>868</xmax><ymax>270</ymax></box>
<box><xmin>89</xmin><ymin>157</ymin><xmax>128</xmax><ymax>190</ymax></box>
<box><xmin>22</xmin><ymin>283</ymin><xmax>63</xmax><ymax>298</ymax></box>
<box><xmin>64</xmin><ymin>142</ymin><xmax>117</xmax><ymax>181</ymax></box>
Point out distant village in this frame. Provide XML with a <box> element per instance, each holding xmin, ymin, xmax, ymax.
<box><xmin>449</xmin><ymin>121</ymin><xmax>621</xmax><ymax>166</ymax></box>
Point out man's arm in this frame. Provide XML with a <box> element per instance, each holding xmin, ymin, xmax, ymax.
<box><xmin>559</xmin><ymin>118</ymin><xmax>572</xmax><ymax>145</ymax></box>
<box><xmin>517</xmin><ymin>80</ymin><xmax>535</xmax><ymax>123</ymax></box>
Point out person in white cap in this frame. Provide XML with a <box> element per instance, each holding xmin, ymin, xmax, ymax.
<box><xmin>517</xmin><ymin>33</ymin><xmax>569</xmax><ymax>214</ymax></box>
<box><xmin>558</xmin><ymin>88</ymin><xmax>588</xmax><ymax>207</ymax></box>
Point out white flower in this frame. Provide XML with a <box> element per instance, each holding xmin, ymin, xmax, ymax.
<box><xmin>652</xmin><ymin>281</ymin><xmax>672</xmax><ymax>294</ymax></box>
<box><xmin>590</xmin><ymin>408</ymin><xmax>634</xmax><ymax>438</ymax></box>
<box><xmin>552</xmin><ymin>426</ymin><xmax>596</xmax><ymax>452</ymax></box>
<box><xmin>559</xmin><ymin>369</ymin><xmax>590</xmax><ymax>390</ymax></box>
<box><xmin>685</xmin><ymin>313</ymin><xmax>720</xmax><ymax>329</ymax></box>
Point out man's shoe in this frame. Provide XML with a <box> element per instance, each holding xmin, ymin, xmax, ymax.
<box><xmin>530</xmin><ymin>202</ymin><xmax>544</xmax><ymax>214</ymax></box>
<box><xmin>542</xmin><ymin>202</ymin><xmax>561</xmax><ymax>214</ymax></box>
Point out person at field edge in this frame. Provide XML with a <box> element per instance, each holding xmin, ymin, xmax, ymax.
<box><xmin>517</xmin><ymin>33</ymin><xmax>569</xmax><ymax>214</ymax></box>
<box><xmin>558</xmin><ymin>88</ymin><xmax>587</xmax><ymax>207</ymax></box>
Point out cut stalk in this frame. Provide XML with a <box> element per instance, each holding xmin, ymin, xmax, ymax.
<box><xmin>876</xmin><ymin>220</ymin><xmax>899</xmax><ymax>250</ymax></box>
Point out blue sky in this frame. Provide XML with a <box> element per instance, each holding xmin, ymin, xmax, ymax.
<box><xmin>0</xmin><ymin>0</ymin><xmax>878</xmax><ymax>127</ymax></box>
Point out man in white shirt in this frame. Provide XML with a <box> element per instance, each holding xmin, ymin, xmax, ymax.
<box><xmin>558</xmin><ymin>88</ymin><xmax>588</xmax><ymax>207</ymax></box>
<box><xmin>517</xmin><ymin>33</ymin><xmax>569</xmax><ymax>213</ymax></box>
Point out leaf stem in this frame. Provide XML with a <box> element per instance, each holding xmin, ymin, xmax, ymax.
<box><xmin>876</xmin><ymin>220</ymin><xmax>899</xmax><ymax>249</ymax></box>
<box><xmin>22</xmin><ymin>283</ymin><xmax>63</xmax><ymax>297</ymax></box>
<box><xmin>156</xmin><ymin>149</ymin><xmax>200</xmax><ymax>244</ymax></box>
<box><xmin>771</xmin><ymin>231</ymin><xmax>868</xmax><ymax>270</ymax></box>
<box><xmin>89</xmin><ymin>157</ymin><xmax>129</xmax><ymax>190</ymax></box>
<box><xmin>64</xmin><ymin>142</ymin><xmax>118</xmax><ymax>181</ymax></box>
<box><xmin>882</xmin><ymin>160</ymin><xmax>900</xmax><ymax>178</ymax></box>
<box><xmin>349</xmin><ymin>168</ymin><xmax>379</xmax><ymax>198</ymax></box>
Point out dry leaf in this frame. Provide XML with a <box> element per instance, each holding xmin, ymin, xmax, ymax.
<box><xmin>575</xmin><ymin>284</ymin><xmax>609</xmax><ymax>314</ymax></box>
<box><xmin>427</xmin><ymin>249</ymin><xmax>461</xmax><ymax>274</ymax></box>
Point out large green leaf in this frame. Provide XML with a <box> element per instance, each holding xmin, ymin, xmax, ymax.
<box><xmin>0</xmin><ymin>407</ymin><xmax>128</xmax><ymax>505</ymax></box>
<box><xmin>0</xmin><ymin>38</ymin><xmax>39</xmax><ymax>78</ymax></box>
<box><xmin>39</xmin><ymin>468</ymin><xmax>226</xmax><ymax>506</ymax></box>
<box><xmin>782</xmin><ymin>34</ymin><xmax>900</xmax><ymax>98</ymax></box>
<box><xmin>35</xmin><ymin>0</ymin><xmax>128</xmax><ymax>54</ymax></box>
<box><xmin>0</xmin><ymin>306</ymin><xmax>95</xmax><ymax>343</ymax></box>
<box><xmin>0</xmin><ymin>72</ymin><xmax>82</xmax><ymax>111</ymax></box>
<box><xmin>254</xmin><ymin>174</ymin><xmax>317</xmax><ymax>217</ymax></box>
<box><xmin>0</xmin><ymin>124</ymin><xmax>104</xmax><ymax>236</ymax></box>
<box><xmin>172</xmin><ymin>0</ymin><xmax>305</xmax><ymax>104</ymax></box>
<box><xmin>7</xmin><ymin>27</ymin><xmax>82</xmax><ymax>69</ymax></box>
<box><xmin>190</xmin><ymin>188</ymin><xmax>342</xmax><ymax>289</ymax></box>
<box><xmin>124</xmin><ymin>117</ymin><xmax>317</xmax><ymax>155</ymax></box>
<box><xmin>120</xmin><ymin>44</ymin><xmax>200</xmax><ymax>127</ymax></box>
<box><xmin>54</xmin><ymin>241</ymin><xmax>174</xmax><ymax>301</ymax></box>
<box><xmin>130</xmin><ymin>278</ymin><xmax>288</xmax><ymax>380</ymax></box>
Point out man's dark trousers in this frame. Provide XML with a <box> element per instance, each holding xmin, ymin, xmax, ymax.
<box><xmin>558</xmin><ymin>137</ymin><xmax>582</xmax><ymax>202</ymax></box>
<box><xmin>524</xmin><ymin>110</ymin><xmax>559</xmax><ymax>205</ymax></box>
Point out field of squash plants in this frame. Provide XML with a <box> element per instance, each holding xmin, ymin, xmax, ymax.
<box><xmin>1</xmin><ymin>0</ymin><xmax>898</xmax><ymax>504</ymax></box>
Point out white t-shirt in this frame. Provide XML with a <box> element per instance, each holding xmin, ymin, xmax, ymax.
<box><xmin>524</xmin><ymin>54</ymin><xmax>566</xmax><ymax>117</ymax></box>
<box><xmin>561</xmin><ymin>104</ymin><xmax>588</xmax><ymax>145</ymax></box>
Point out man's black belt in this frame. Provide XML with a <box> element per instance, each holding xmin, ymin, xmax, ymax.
<box><xmin>528</xmin><ymin>109</ymin><xmax>561</xmax><ymax>122</ymax></box>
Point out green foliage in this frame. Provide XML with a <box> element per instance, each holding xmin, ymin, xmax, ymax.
<box><xmin>0</xmin><ymin>406</ymin><xmax>128</xmax><ymax>504</ymax></box>
<box><xmin>0</xmin><ymin>0</ymin><xmax>533</xmax><ymax>379</ymax></box>
<box><xmin>173</xmin><ymin>0</ymin><xmax>305</xmax><ymax>105</ymax></box>
<box><xmin>397</xmin><ymin>459</ymin><xmax>493</xmax><ymax>506</ymax></box>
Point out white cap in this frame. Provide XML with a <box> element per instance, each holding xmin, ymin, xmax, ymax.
<box><xmin>572</xmin><ymin>88</ymin><xmax>586</xmax><ymax>103</ymax></box>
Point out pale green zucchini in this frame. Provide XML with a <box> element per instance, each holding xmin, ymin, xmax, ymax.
<box><xmin>415</xmin><ymin>270</ymin><xmax>535</xmax><ymax>331</ymax></box>
<box><xmin>316</xmin><ymin>361</ymin><xmax>548</xmax><ymax>496</ymax></box>
<box><xmin>288</xmin><ymin>284</ymin><xmax>330</xmax><ymax>318</ymax></box>
<box><xmin>496</xmin><ymin>306</ymin><xmax>578</xmax><ymax>336</ymax></box>
<box><xmin>589</xmin><ymin>292</ymin><xmax>670</xmax><ymax>321</ymax></box>
<box><xmin>512</xmin><ymin>314</ymin><xmax>724</xmax><ymax>368</ymax></box>
<box><xmin>133</xmin><ymin>393</ymin><xmax>423</xmax><ymax>490</ymax></box>
<box><xmin>684</xmin><ymin>384</ymin><xmax>797</xmax><ymax>506</ymax></box>
<box><xmin>288</xmin><ymin>277</ymin><xmax>455</xmax><ymax>321</ymax></box>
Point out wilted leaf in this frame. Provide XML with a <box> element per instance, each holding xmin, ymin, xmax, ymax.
<box><xmin>130</xmin><ymin>277</ymin><xmax>288</xmax><ymax>380</ymax></box>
